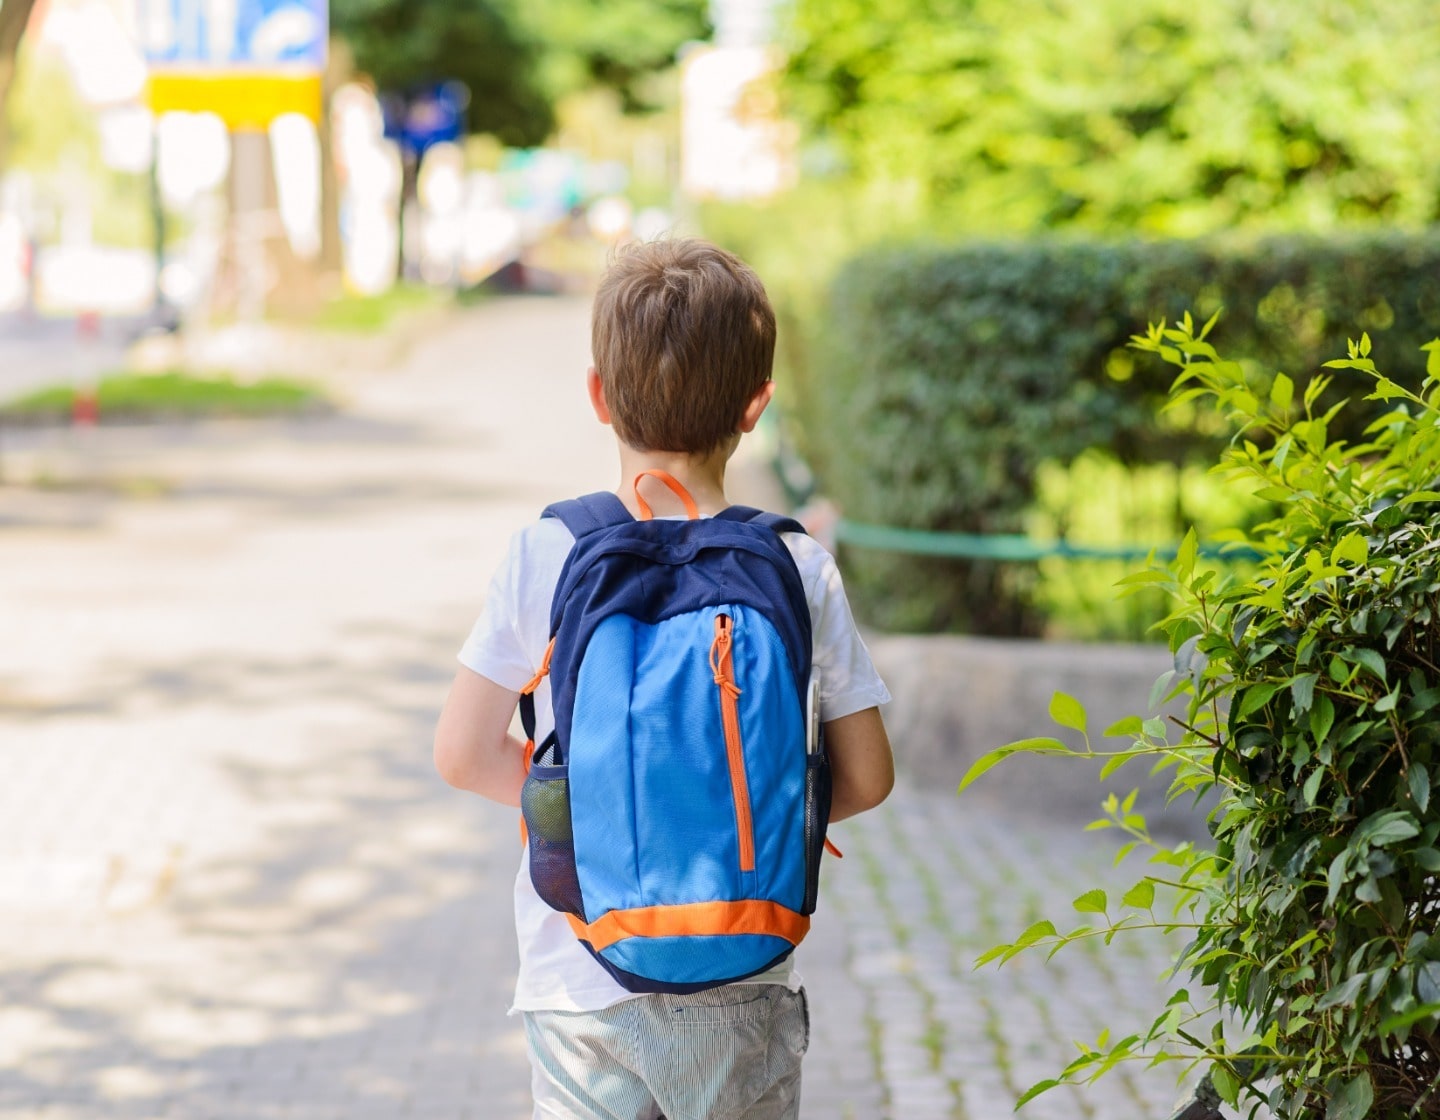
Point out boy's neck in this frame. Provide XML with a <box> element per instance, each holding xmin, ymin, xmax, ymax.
<box><xmin>614</xmin><ymin>442</ymin><xmax>734</xmax><ymax>518</ymax></box>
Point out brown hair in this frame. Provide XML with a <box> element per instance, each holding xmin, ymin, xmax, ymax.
<box><xmin>591</xmin><ymin>238</ymin><xmax>776</xmax><ymax>455</ymax></box>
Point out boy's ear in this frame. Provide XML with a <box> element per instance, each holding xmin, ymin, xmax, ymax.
<box><xmin>587</xmin><ymin>367</ymin><xmax>612</xmax><ymax>426</ymax></box>
<box><xmin>737</xmin><ymin>380</ymin><xmax>776</xmax><ymax>435</ymax></box>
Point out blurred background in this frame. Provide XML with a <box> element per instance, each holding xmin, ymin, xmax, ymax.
<box><xmin>3</xmin><ymin>1</ymin><xmax>1440</xmax><ymax>1117</ymax></box>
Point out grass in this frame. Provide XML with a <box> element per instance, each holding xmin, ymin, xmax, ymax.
<box><xmin>309</xmin><ymin>283</ymin><xmax>447</xmax><ymax>333</ymax></box>
<box><xmin>0</xmin><ymin>370</ymin><xmax>329</xmax><ymax>423</ymax></box>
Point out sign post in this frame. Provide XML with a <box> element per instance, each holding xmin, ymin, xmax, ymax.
<box><xmin>137</xmin><ymin>0</ymin><xmax>329</xmax><ymax>319</ymax></box>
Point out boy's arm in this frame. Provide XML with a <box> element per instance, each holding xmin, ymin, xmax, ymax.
<box><xmin>434</xmin><ymin>666</ymin><xmax>528</xmax><ymax>806</ymax></box>
<box><xmin>824</xmin><ymin>706</ymin><xmax>894</xmax><ymax>822</ymax></box>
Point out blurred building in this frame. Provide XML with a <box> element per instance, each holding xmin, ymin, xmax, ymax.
<box><xmin>680</xmin><ymin>0</ymin><xmax>795</xmax><ymax>200</ymax></box>
<box><xmin>710</xmin><ymin>0</ymin><xmax>779</xmax><ymax>49</ymax></box>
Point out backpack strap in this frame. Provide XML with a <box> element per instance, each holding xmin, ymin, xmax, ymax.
<box><xmin>542</xmin><ymin>492</ymin><xmax>634</xmax><ymax>537</ymax></box>
<box><xmin>715</xmin><ymin>505</ymin><xmax>808</xmax><ymax>536</ymax></box>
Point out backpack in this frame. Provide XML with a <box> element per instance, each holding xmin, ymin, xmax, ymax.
<box><xmin>517</xmin><ymin>469</ymin><xmax>834</xmax><ymax>994</ymax></box>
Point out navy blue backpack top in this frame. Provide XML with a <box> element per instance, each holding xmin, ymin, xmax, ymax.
<box><xmin>517</xmin><ymin>470</ymin><xmax>835</xmax><ymax>994</ymax></box>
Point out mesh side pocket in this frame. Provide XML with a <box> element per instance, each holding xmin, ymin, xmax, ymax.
<box><xmin>521</xmin><ymin>763</ymin><xmax>584</xmax><ymax>919</ymax></box>
<box><xmin>802</xmin><ymin>746</ymin><xmax>833</xmax><ymax>916</ymax></box>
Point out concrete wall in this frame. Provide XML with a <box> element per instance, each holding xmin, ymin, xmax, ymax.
<box><xmin>868</xmin><ymin>633</ymin><xmax>1211</xmax><ymax>841</ymax></box>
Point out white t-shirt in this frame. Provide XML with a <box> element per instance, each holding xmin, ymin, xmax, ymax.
<box><xmin>458</xmin><ymin>513</ymin><xmax>891</xmax><ymax>1013</ymax></box>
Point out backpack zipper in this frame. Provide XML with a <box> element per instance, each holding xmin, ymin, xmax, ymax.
<box><xmin>710</xmin><ymin>614</ymin><xmax>755</xmax><ymax>872</ymax></box>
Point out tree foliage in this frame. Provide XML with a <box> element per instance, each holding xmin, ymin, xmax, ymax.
<box><xmin>804</xmin><ymin>234</ymin><xmax>1440</xmax><ymax>635</ymax></box>
<box><xmin>967</xmin><ymin>323</ymin><xmax>1440</xmax><ymax>1117</ymax></box>
<box><xmin>331</xmin><ymin>0</ymin><xmax>554</xmax><ymax>146</ymax></box>
<box><xmin>517</xmin><ymin>0</ymin><xmax>708</xmax><ymax>111</ymax></box>
<box><xmin>331</xmin><ymin>0</ymin><xmax>706</xmax><ymax>145</ymax></box>
<box><xmin>0</xmin><ymin>0</ymin><xmax>39</xmax><ymax>168</ymax></box>
<box><xmin>782</xmin><ymin>0</ymin><xmax>1440</xmax><ymax>235</ymax></box>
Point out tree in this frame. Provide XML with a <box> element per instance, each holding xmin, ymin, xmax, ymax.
<box><xmin>331</xmin><ymin>0</ymin><xmax>554</xmax><ymax>147</ymax></box>
<box><xmin>0</xmin><ymin>0</ymin><xmax>39</xmax><ymax>170</ymax></box>
<box><xmin>331</xmin><ymin>0</ymin><xmax>554</xmax><ymax>278</ymax></box>
<box><xmin>782</xmin><ymin>0</ymin><xmax>1440</xmax><ymax>236</ymax></box>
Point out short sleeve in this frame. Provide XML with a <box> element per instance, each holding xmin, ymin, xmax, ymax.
<box><xmin>457</xmin><ymin>519</ymin><xmax>574</xmax><ymax>692</ymax></box>
<box><xmin>457</xmin><ymin>537</ymin><xmax>534</xmax><ymax>692</ymax></box>
<box><xmin>783</xmin><ymin>534</ymin><xmax>892</xmax><ymax>722</ymax></box>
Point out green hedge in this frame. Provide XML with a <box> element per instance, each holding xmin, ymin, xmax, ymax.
<box><xmin>806</xmin><ymin>231</ymin><xmax>1440</xmax><ymax>634</ymax></box>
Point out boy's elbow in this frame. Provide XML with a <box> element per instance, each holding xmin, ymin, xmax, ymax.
<box><xmin>866</xmin><ymin>765</ymin><xmax>896</xmax><ymax>810</ymax></box>
<box><xmin>848</xmin><ymin>762</ymin><xmax>894</xmax><ymax>814</ymax></box>
<box><xmin>433</xmin><ymin>724</ymin><xmax>477</xmax><ymax>791</ymax></box>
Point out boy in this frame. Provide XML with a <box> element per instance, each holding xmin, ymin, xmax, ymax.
<box><xmin>434</xmin><ymin>238</ymin><xmax>894</xmax><ymax>1120</ymax></box>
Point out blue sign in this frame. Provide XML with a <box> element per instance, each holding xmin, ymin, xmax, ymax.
<box><xmin>139</xmin><ymin>0</ymin><xmax>327</xmax><ymax>70</ymax></box>
<box><xmin>382</xmin><ymin>83</ymin><xmax>469</xmax><ymax>157</ymax></box>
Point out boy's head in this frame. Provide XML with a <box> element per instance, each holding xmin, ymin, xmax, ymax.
<box><xmin>591</xmin><ymin>238</ymin><xmax>776</xmax><ymax>456</ymax></box>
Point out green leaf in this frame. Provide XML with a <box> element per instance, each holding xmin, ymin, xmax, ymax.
<box><xmin>1103</xmin><ymin>715</ymin><xmax>1144</xmax><ymax>738</ymax></box>
<box><xmin>1013</xmin><ymin>1079</ymin><xmax>1061</xmax><ymax>1109</ymax></box>
<box><xmin>1073</xmin><ymin>889</ymin><xmax>1108</xmax><ymax>914</ymax></box>
<box><xmin>1412</xmin><ymin>768</ymin><xmax>1432</xmax><ymax>813</ymax></box>
<box><xmin>1303</xmin><ymin>768</ymin><xmax>1324</xmax><ymax>807</ymax></box>
<box><xmin>1414</xmin><ymin>848</ymin><xmax>1440</xmax><ymax>872</ymax></box>
<box><xmin>1344</xmin><ymin>648</ymin><xmax>1388</xmax><ymax>683</ymax></box>
<box><xmin>958</xmin><ymin>738</ymin><xmax>1069</xmax><ymax>792</ymax></box>
<box><xmin>1122</xmin><ymin>880</ymin><xmax>1155</xmax><ymax>910</ymax></box>
<box><xmin>1175</xmin><ymin>528</ymin><xmax>1198</xmax><ymax>581</ymax></box>
<box><xmin>1049</xmin><ymin>692</ymin><xmax>1087</xmax><ymax>735</ymax></box>
<box><xmin>1380</xmin><ymin>1003</ymin><xmax>1440</xmax><ymax>1033</ymax></box>
<box><xmin>1311</xmin><ymin>694</ymin><xmax>1335</xmax><ymax>747</ymax></box>
<box><xmin>1211</xmin><ymin>1064</ymin><xmax>1240</xmax><ymax>1106</ymax></box>
<box><xmin>1418</xmin><ymin>961</ymin><xmax>1440</xmax><ymax>1005</ymax></box>
<box><xmin>1237</xmin><ymin>681</ymin><xmax>1282</xmax><ymax>718</ymax></box>
<box><xmin>1326</xmin><ymin>1071</ymin><xmax>1373</xmax><ymax>1120</ymax></box>
<box><xmin>1398</xmin><ymin>491</ymin><xmax>1440</xmax><ymax>506</ymax></box>
<box><xmin>1360</xmin><ymin>810</ymin><xmax>1420</xmax><ymax>847</ymax></box>
<box><xmin>1270</xmin><ymin>371</ymin><xmax>1294</xmax><ymax>410</ymax></box>
<box><xmin>1291</xmin><ymin>673</ymin><xmax>1319</xmax><ymax>714</ymax></box>
<box><xmin>1115</xmin><ymin>569</ymin><xmax>1170</xmax><ymax>587</ymax></box>
<box><xmin>1316</xmin><ymin>973</ymin><xmax>1366</xmax><ymax>1011</ymax></box>
<box><xmin>1331</xmin><ymin>532</ymin><xmax>1369</xmax><ymax>567</ymax></box>
<box><xmin>1013</xmin><ymin>919</ymin><xmax>1058</xmax><ymax>948</ymax></box>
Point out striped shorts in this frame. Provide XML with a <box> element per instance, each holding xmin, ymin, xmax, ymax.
<box><xmin>523</xmin><ymin>985</ymin><xmax>809</xmax><ymax>1120</ymax></box>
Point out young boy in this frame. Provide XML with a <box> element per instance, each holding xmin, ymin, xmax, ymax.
<box><xmin>434</xmin><ymin>237</ymin><xmax>894</xmax><ymax>1120</ymax></box>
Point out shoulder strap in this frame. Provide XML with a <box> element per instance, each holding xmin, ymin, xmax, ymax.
<box><xmin>542</xmin><ymin>492</ymin><xmax>634</xmax><ymax>538</ymax></box>
<box><xmin>715</xmin><ymin>504</ymin><xmax>808</xmax><ymax>536</ymax></box>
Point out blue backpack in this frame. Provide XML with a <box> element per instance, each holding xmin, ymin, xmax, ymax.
<box><xmin>518</xmin><ymin>471</ymin><xmax>833</xmax><ymax>994</ymax></box>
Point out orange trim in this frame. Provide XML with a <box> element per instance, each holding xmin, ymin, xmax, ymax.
<box><xmin>565</xmin><ymin>900</ymin><xmax>810</xmax><ymax>953</ymax></box>
<box><xmin>824</xmin><ymin>838</ymin><xmax>844</xmax><ymax>859</ymax></box>
<box><xmin>521</xmin><ymin>637</ymin><xmax>556</xmax><ymax>695</ymax></box>
<box><xmin>520</xmin><ymin>817</ymin><xmax>528</xmax><ymax>845</ymax></box>
<box><xmin>711</xmin><ymin>615</ymin><xmax>755</xmax><ymax>872</ymax></box>
<box><xmin>633</xmin><ymin>470</ymin><xmax>700</xmax><ymax>521</ymax></box>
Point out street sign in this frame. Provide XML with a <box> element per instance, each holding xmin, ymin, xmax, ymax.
<box><xmin>381</xmin><ymin>83</ymin><xmax>469</xmax><ymax>158</ymax></box>
<box><xmin>138</xmin><ymin>0</ymin><xmax>328</xmax><ymax>128</ymax></box>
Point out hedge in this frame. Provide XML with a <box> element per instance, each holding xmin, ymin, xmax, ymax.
<box><xmin>803</xmin><ymin>231</ymin><xmax>1440</xmax><ymax>634</ymax></box>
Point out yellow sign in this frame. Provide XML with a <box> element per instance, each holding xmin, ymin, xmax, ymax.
<box><xmin>146</xmin><ymin>71</ymin><xmax>322</xmax><ymax>129</ymax></box>
<box><xmin>138</xmin><ymin>0</ymin><xmax>327</xmax><ymax>128</ymax></box>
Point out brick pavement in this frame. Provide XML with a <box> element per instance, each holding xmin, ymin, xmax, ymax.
<box><xmin>0</xmin><ymin>296</ymin><xmax>1200</xmax><ymax>1119</ymax></box>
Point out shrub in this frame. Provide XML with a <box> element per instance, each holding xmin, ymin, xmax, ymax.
<box><xmin>809</xmin><ymin>233</ymin><xmax>1440</xmax><ymax>634</ymax></box>
<box><xmin>966</xmin><ymin>321</ymin><xmax>1440</xmax><ymax>1118</ymax></box>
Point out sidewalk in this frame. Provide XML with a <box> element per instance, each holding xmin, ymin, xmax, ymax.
<box><xmin>0</xmin><ymin>296</ymin><xmax>1189</xmax><ymax>1119</ymax></box>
